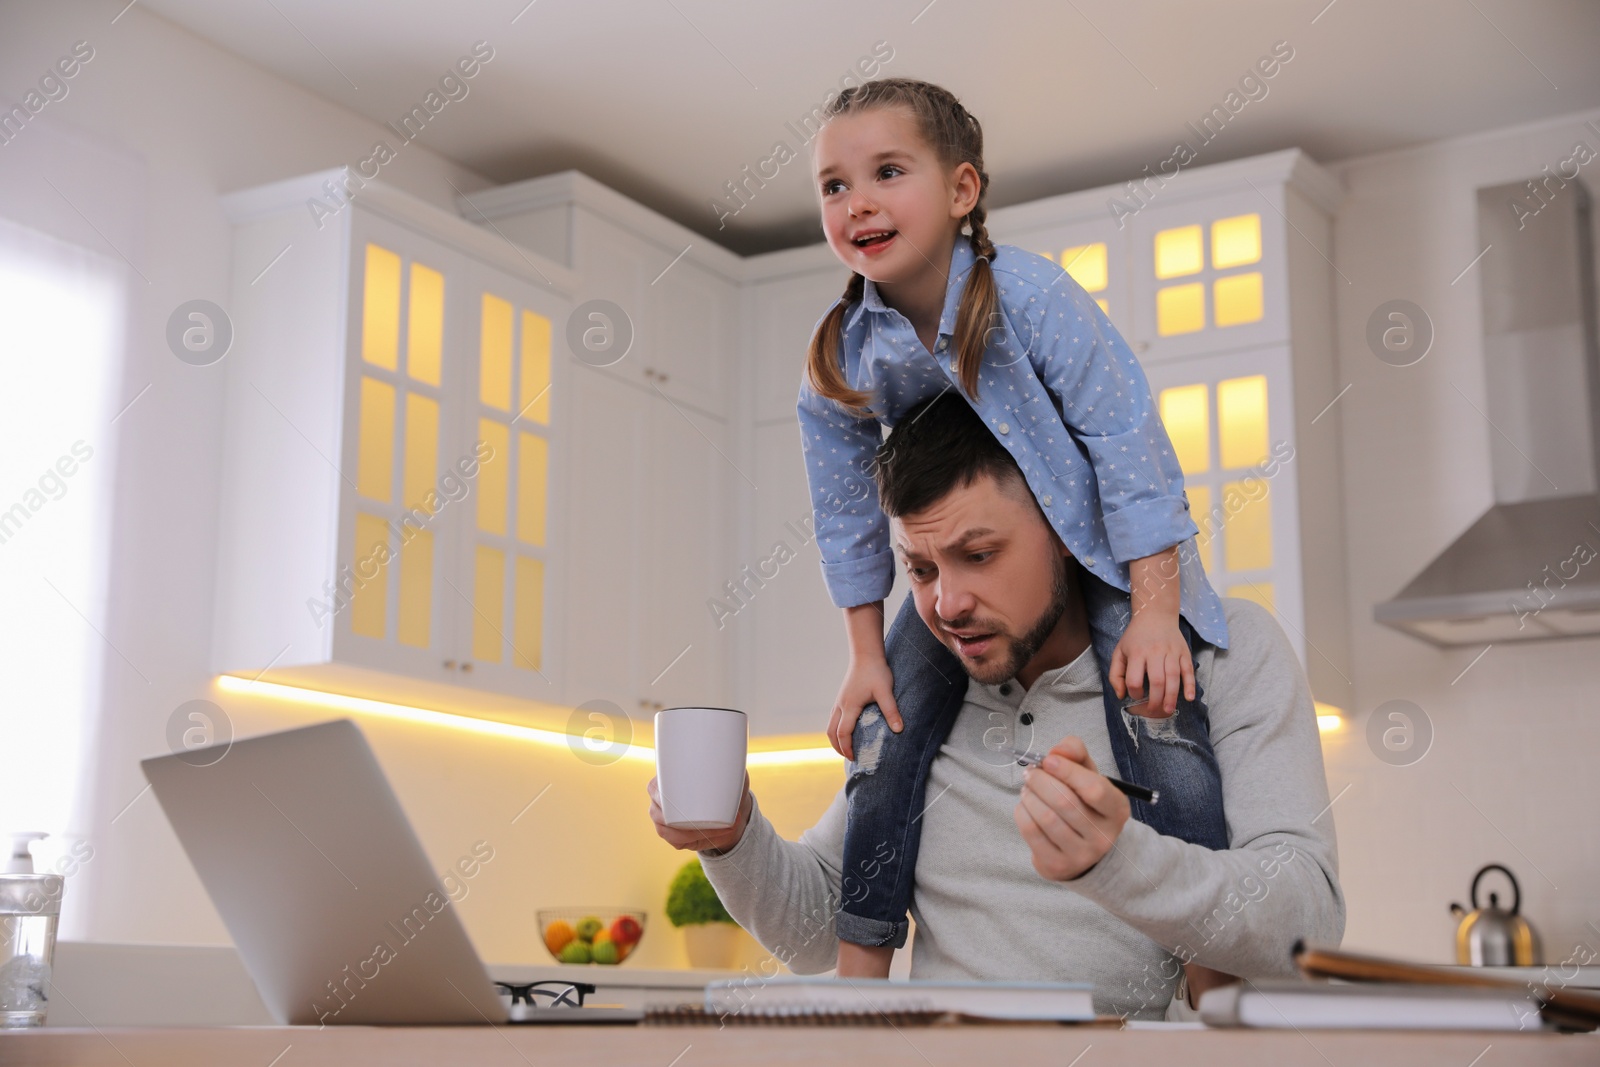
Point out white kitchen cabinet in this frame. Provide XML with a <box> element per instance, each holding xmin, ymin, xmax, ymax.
<box><xmin>734</xmin><ymin>254</ymin><xmax>918</xmax><ymax>736</ymax></box>
<box><xmin>558</xmin><ymin>362</ymin><xmax>734</xmax><ymax>719</ymax></box>
<box><xmin>637</xmin><ymin>391</ymin><xmax>732</xmax><ymax>711</ymax></box>
<box><xmin>641</xmin><ymin>254</ymin><xmax>734</xmax><ymax>414</ymax></box>
<box><xmin>1141</xmin><ymin>348</ymin><xmax>1304</xmax><ymax>632</ymax></box>
<box><xmin>212</xmin><ymin>170</ymin><xmax>575</xmax><ymax>719</ymax></box>
<box><xmin>748</xmin><ymin>265</ymin><xmax>852</xmax><ymax>423</ymax></box>
<box><xmin>743</xmin><ymin>418</ymin><xmax>844</xmax><ymax>735</ymax></box>
<box><xmin>566</xmin><ymin>210</ymin><xmax>734</xmax><ymax>414</ymax></box>
<box><xmin>558</xmin><ymin>364</ymin><xmax>644</xmax><ymax>713</ymax></box>
<box><xmin>463</xmin><ymin>174</ymin><xmax>748</xmax><ymax>720</ymax></box>
<box><xmin>997</xmin><ymin>151</ymin><xmax>1352</xmax><ymax>708</ymax></box>
<box><xmin>469</xmin><ymin>176</ymin><xmax>743</xmax><ymax>419</ymax></box>
<box><xmin>1126</xmin><ymin>189</ymin><xmax>1289</xmax><ymax>363</ymax></box>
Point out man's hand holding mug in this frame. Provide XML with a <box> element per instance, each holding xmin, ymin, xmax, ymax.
<box><xmin>648</xmin><ymin>772</ymin><xmax>752</xmax><ymax>854</ymax></box>
<box><xmin>647</xmin><ymin>706</ymin><xmax>752</xmax><ymax>855</ymax></box>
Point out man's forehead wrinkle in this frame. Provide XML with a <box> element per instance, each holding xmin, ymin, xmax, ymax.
<box><xmin>895</xmin><ymin>524</ymin><xmax>999</xmax><ymax>558</ymax></box>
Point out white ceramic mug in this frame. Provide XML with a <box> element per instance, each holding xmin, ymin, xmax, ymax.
<box><xmin>653</xmin><ymin>707</ymin><xmax>748</xmax><ymax>829</ymax></box>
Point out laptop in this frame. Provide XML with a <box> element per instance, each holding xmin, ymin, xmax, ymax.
<box><xmin>143</xmin><ymin>717</ymin><xmax>638</xmax><ymax>1025</ymax></box>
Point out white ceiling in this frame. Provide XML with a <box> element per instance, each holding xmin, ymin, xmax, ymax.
<box><xmin>143</xmin><ymin>0</ymin><xmax>1600</xmax><ymax>255</ymax></box>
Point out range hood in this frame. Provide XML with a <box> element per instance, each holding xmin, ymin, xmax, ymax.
<box><xmin>1376</xmin><ymin>175</ymin><xmax>1600</xmax><ymax>646</ymax></box>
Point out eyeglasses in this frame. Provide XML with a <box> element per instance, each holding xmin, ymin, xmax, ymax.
<box><xmin>494</xmin><ymin>980</ymin><xmax>598</xmax><ymax>1009</ymax></box>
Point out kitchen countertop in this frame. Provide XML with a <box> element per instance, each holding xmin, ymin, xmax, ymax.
<box><xmin>44</xmin><ymin>942</ymin><xmax>751</xmax><ymax>1027</ymax></box>
<box><xmin>7</xmin><ymin>1023</ymin><xmax>1597</xmax><ymax>1067</ymax></box>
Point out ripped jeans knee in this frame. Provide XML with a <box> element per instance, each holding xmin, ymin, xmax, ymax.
<box><xmin>850</xmin><ymin>706</ymin><xmax>892</xmax><ymax>775</ymax></box>
<box><xmin>1122</xmin><ymin>704</ymin><xmax>1203</xmax><ymax>754</ymax></box>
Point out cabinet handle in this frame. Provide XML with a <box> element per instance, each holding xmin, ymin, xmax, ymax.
<box><xmin>460</xmin><ymin>662</ymin><xmax>473</xmax><ymax>673</ymax></box>
<box><xmin>1133</xmin><ymin>340</ymin><xmax>1150</xmax><ymax>353</ymax></box>
<box><xmin>444</xmin><ymin>659</ymin><xmax>457</xmax><ymax>670</ymax></box>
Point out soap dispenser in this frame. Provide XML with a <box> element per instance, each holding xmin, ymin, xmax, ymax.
<box><xmin>1</xmin><ymin>831</ymin><xmax>63</xmax><ymax>1028</ymax></box>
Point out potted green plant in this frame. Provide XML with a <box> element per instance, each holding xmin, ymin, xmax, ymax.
<box><xmin>666</xmin><ymin>857</ymin><xmax>740</xmax><ymax>968</ymax></box>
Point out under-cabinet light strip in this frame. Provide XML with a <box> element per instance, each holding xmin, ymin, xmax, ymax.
<box><xmin>213</xmin><ymin>675</ymin><xmax>844</xmax><ymax>767</ymax></box>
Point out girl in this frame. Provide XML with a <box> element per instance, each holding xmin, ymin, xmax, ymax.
<box><xmin>797</xmin><ymin>77</ymin><xmax>1233</xmax><ymax>986</ymax></box>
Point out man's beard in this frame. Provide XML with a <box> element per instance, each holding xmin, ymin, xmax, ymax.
<box><xmin>942</xmin><ymin>553</ymin><xmax>1073</xmax><ymax>685</ymax></box>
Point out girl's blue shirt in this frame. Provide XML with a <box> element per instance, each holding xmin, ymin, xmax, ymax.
<box><xmin>797</xmin><ymin>238</ymin><xmax>1229</xmax><ymax>649</ymax></box>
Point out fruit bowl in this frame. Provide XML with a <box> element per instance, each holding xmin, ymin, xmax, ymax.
<box><xmin>538</xmin><ymin>908</ymin><xmax>647</xmax><ymax>965</ymax></box>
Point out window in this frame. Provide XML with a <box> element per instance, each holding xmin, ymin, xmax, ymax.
<box><xmin>0</xmin><ymin>217</ymin><xmax>124</xmax><ymax>840</ymax></box>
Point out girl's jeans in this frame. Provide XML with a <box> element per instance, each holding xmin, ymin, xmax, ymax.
<box><xmin>835</xmin><ymin>569</ymin><xmax>1229</xmax><ymax>949</ymax></box>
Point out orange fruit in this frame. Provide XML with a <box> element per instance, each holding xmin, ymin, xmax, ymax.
<box><xmin>544</xmin><ymin>919</ymin><xmax>576</xmax><ymax>956</ymax></box>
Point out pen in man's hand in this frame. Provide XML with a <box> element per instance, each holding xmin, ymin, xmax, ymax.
<box><xmin>1009</xmin><ymin>748</ymin><xmax>1160</xmax><ymax>805</ymax></box>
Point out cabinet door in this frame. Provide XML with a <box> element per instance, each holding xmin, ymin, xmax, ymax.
<box><xmin>1142</xmin><ymin>346</ymin><xmax>1305</xmax><ymax>660</ymax></box>
<box><xmin>636</xmin><ymin>394</ymin><xmax>731</xmax><ymax>712</ymax></box>
<box><xmin>560</xmin><ymin>364</ymin><xmax>645</xmax><ymax>713</ymax></box>
<box><xmin>641</xmin><ymin>256</ymin><xmax>731</xmax><ymax>414</ymax></box>
<box><xmin>335</xmin><ymin>211</ymin><xmax>465</xmax><ymax>684</ymax></box>
<box><xmin>449</xmin><ymin>256</ymin><xmax>567</xmax><ymax>703</ymax></box>
<box><xmin>745</xmin><ymin>418</ymin><xmax>843</xmax><ymax>735</ymax></box>
<box><xmin>1128</xmin><ymin>190</ymin><xmax>1287</xmax><ymax>363</ymax></box>
<box><xmin>571</xmin><ymin>212</ymin><xmax>648</xmax><ymax>383</ymax></box>
<box><xmin>750</xmin><ymin>269</ymin><xmax>849</xmax><ymax>423</ymax></box>
<box><xmin>572</xmin><ymin>211</ymin><xmax>731</xmax><ymax>417</ymax></box>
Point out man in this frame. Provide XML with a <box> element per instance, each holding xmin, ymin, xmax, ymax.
<box><xmin>647</xmin><ymin>394</ymin><xmax>1345</xmax><ymax>1020</ymax></box>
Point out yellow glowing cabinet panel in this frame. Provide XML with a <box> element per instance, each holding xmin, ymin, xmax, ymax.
<box><xmin>402</xmin><ymin>394</ymin><xmax>439</xmax><ymax>514</ymax></box>
<box><xmin>1217</xmin><ymin>375</ymin><xmax>1268</xmax><ymax>469</ymax></box>
<box><xmin>1210</xmin><ymin>214</ymin><xmax>1261</xmax><ymax>270</ymax></box>
<box><xmin>357</xmin><ymin>377</ymin><xmax>395</xmax><ymax>502</ymax></box>
<box><xmin>362</xmin><ymin>244</ymin><xmax>401</xmax><ymax>371</ymax></box>
<box><xmin>397</xmin><ymin>525</ymin><xmax>433</xmax><ymax>649</ymax></box>
<box><xmin>407</xmin><ymin>262</ymin><xmax>444</xmax><ymax>387</ymax></box>
<box><xmin>351</xmin><ymin>513</ymin><xmax>390</xmax><ymax>639</ymax></box>
<box><xmin>1157</xmin><ymin>282</ymin><xmax>1205</xmax><ymax>336</ymax></box>
<box><xmin>520</xmin><ymin>309</ymin><xmax>552</xmax><ymax>423</ymax></box>
<box><xmin>1154</xmin><ymin>224</ymin><xmax>1203</xmax><ymax>279</ymax></box>
<box><xmin>1159</xmin><ymin>383</ymin><xmax>1210</xmax><ymax>475</ymax></box>
<box><xmin>473</xmin><ymin>545</ymin><xmax>505</xmax><ymax>663</ymax></box>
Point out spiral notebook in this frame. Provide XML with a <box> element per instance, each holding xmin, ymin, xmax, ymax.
<box><xmin>703</xmin><ymin>977</ymin><xmax>1098</xmax><ymax>1022</ymax></box>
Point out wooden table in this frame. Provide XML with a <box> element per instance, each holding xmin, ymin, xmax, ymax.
<box><xmin>5</xmin><ymin>1024</ymin><xmax>1595</xmax><ymax>1066</ymax></box>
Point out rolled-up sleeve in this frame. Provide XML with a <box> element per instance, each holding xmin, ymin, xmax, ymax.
<box><xmin>1031</xmin><ymin>275</ymin><xmax>1198</xmax><ymax>564</ymax></box>
<box><xmin>797</xmin><ymin>378</ymin><xmax>895</xmax><ymax>608</ymax></box>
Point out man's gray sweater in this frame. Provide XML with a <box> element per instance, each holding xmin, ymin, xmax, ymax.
<box><xmin>699</xmin><ymin>599</ymin><xmax>1345</xmax><ymax>1020</ymax></box>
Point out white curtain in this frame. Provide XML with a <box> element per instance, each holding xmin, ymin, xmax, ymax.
<box><xmin>0</xmin><ymin>215</ymin><xmax>126</xmax><ymax>845</ymax></box>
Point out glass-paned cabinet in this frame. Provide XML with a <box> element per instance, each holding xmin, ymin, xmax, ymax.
<box><xmin>342</xmin><ymin>215</ymin><xmax>559</xmax><ymax>696</ymax></box>
<box><xmin>213</xmin><ymin>170</ymin><xmax>574</xmax><ymax>712</ymax></box>
<box><xmin>1130</xmin><ymin>190</ymin><xmax>1288</xmax><ymax>363</ymax></box>
<box><xmin>1001</xmin><ymin>151</ymin><xmax>1351</xmax><ymax>712</ymax></box>
<box><xmin>1147</xmin><ymin>354</ymin><xmax>1296</xmax><ymax>624</ymax></box>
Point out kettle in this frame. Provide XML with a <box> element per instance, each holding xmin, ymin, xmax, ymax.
<box><xmin>1450</xmin><ymin>863</ymin><xmax>1541</xmax><ymax>966</ymax></box>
